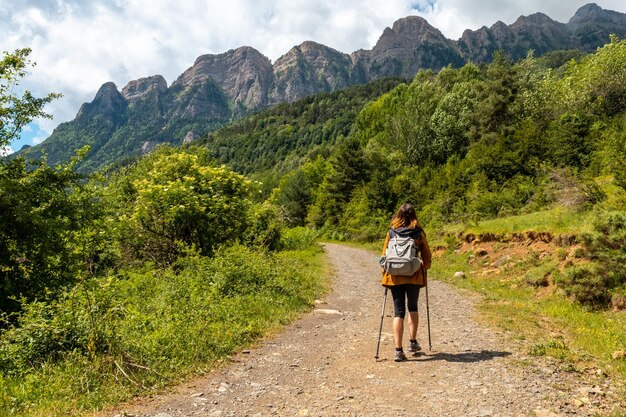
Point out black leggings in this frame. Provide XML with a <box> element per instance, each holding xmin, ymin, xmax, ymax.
<box><xmin>389</xmin><ymin>284</ymin><xmax>420</xmax><ymax>319</ymax></box>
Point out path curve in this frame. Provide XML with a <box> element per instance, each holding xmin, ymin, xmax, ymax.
<box><xmin>105</xmin><ymin>244</ymin><xmax>610</xmax><ymax>417</ymax></box>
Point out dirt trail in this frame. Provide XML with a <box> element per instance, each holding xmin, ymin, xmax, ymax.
<box><xmin>103</xmin><ymin>244</ymin><xmax>615</xmax><ymax>417</ymax></box>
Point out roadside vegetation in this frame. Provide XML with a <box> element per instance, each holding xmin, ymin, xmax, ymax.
<box><xmin>429</xmin><ymin>210</ymin><xmax>626</xmax><ymax>388</ymax></box>
<box><xmin>0</xmin><ymin>50</ymin><xmax>327</xmax><ymax>416</ymax></box>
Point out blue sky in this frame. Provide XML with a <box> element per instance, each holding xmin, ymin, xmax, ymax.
<box><xmin>2</xmin><ymin>0</ymin><xmax>626</xmax><ymax>154</ymax></box>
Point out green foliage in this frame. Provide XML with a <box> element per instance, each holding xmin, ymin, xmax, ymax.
<box><xmin>384</xmin><ymin>74</ymin><xmax>441</xmax><ymax>164</ymax></box>
<box><xmin>339</xmin><ymin>187</ymin><xmax>389</xmax><ymax>241</ymax></box>
<box><xmin>308</xmin><ymin>136</ymin><xmax>368</xmax><ymax>228</ymax></box>
<box><xmin>554</xmin><ymin>36</ymin><xmax>626</xmax><ymax>118</ymax></box>
<box><xmin>0</xmin><ymin>278</ymin><xmax>123</xmax><ymax>376</ymax></box>
<box><xmin>544</xmin><ymin>113</ymin><xmax>595</xmax><ymax>167</ymax></box>
<box><xmin>280</xmin><ymin>227</ymin><xmax>319</xmax><ymax>251</ymax></box>
<box><xmin>107</xmin><ymin>146</ymin><xmax>251</xmax><ymax>264</ymax></box>
<box><xmin>559</xmin><ymin>211</ymin><xmax>626</xmax><ymax>307</ymax></box>
<box><xmin>0</xmin><ymin>48</ymin><xmax>60</xmax><ymax>148</ymax></box>
<box><xmin>534</xmin><ymin>50</ymin><xmax>585</xmax><ymax>70</ymax></box>
<box><xmin>241</xmin><ymin>204</ymin><xmax>283</xmax><ymax>251</ymax></box>
<box><xmin>0</xmin><ymin>245</ymin><xmax>325</xmax><ymax>416</ymax></box>
<box><xmin>0</xmin><ymin>152</ymin><xmax>100</xmax><ymax>313</ymax></box>
<box><xmin>601</xmin><ymin>112</ymin><xmax>626</xmax><ymax>190</ymax></box>
<box><xmin>270</xmin><ymin>169</ymin><xmax>313</xmax><ymax>227</ymax></box>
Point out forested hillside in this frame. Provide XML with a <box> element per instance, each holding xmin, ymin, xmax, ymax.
<box><xmin>199</xmin><ymin>38</ymin><xmax>626</xmax><ymax>306</ymax></box>
<box><xmin>197</xmin><ymin>78</ymin><xmax>404</xmax><ymax>175</ymax></box>
<box><xmin>199</xmin><ymin>42</ymin><xmax>623</xmax><ymax>231</ymax></box>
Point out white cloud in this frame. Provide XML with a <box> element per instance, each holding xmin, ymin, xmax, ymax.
<box><xmin>31</xmin><ymin>131</ymin><xmax>48</xmax><ymax>145</ymax></box>
<box><xmin>1</xmin><ymin>0</ymin><xmax>626</xmax><ymax>140</ymax></box>
<box><xmin>1</xmin><ymin>145</ymin><xmax>14</xmax><ymax>156</ymax></box>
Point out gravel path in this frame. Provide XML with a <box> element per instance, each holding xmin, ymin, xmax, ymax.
<box><xmin>104</xmin><ymin>244</ymin><xmax>616</xmax><ymax>417</ymax></box>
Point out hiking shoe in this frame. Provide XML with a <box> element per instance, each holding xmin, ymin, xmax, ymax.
<box><xmin>409</xmin><ymin>340</ymin><xmax>421</xmax><ymax>352</ymax></box>
<box><xmin>394</xmin><ymin>350</ymin><xmax>407</xmax><ymax>362</ymax></box>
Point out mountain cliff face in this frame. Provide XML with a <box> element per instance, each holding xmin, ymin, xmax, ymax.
<box><xmin>362</xmin><ymin>16</ymin><xmax>464</xmax><ymax>79</ymax></box>
<box><xmin>121</xmin><ymin>75</ymin><xmax>167</xmax><ymax>102</ymax></box>
<box><xmin>568</xmin><ymin>3</ymin><xmax>626</xmax><ymax>51</ymax></box>
<box><xmin>27</xmin><ymin>3</ymin><xmax>626</xmax><ymax>171</ymax></box>
<box><xmin>271</xmin><ymin>41</ymin><xmax>358</xmax><ymax>103</ymax></box>
<box><xmin>78</xmin><ymin>82</ymin><xmax>127</xmax><ymax>121</ymax></box>
<box><xmin>173</xmin><ymin>46</ymin><xmax>273</xmax><ymax>113</ymax></box>
<box><xmin>459</xmin><ymin>13</ymin><xmax>575</xmax><ymax>62</ymax></box>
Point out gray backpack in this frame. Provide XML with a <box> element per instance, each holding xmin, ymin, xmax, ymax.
<box><xmin>379</xmin><ymin>230</ymin><xmax>422</xmax><ymax>276</ymax></box>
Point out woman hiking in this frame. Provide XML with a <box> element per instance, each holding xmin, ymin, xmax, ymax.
<box><xmin>380</xmin><ymin>203</ymin><xmax>432</xmax><ymax>362</ymax></box>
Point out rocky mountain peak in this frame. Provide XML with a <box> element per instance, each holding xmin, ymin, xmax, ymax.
<box><xmin>184</xmin><ymin>46</ymin><xmax>271</xmax><ymax>84</ymax></box>
<box><xmin>121</xmin><ymin>75</ymin><xmax>167</xmax><ymax>102</ymax></box>
<box><xmin>567</xmin><ymin>3</ymin><xmax>626</xmax><ymax>51</ymax></box>
<box><xmin>93</xmin><ymin>82</ymin><xmax>121</xmax><ymax>101</ymax></box>
<box><xmin>174</xmin><ymin>46</ymin><xmax>273</xmax><ymax>109</ymax></box>
<box><xmin>491</xmin><ymin>20</ymin><xmax>509</xmax><ymax>34</ymax></box>
<box><xmin>271</xmin><ymin>41</ymin><xmax>354</xmax><ymax>103</ymax></box>
<box><xmin>374</xmin><ymin>15</ymin><xmax>445</xmax><ymax>50</ymax></box>
<box><xmin>275</xmin><ymin>41</ymin><xmax>349</xmax><ymax>66</ymax></box>
<box><xmin>391</xmin><ymin>15</ymin><xmax>436</xmax><ymax>35</ymax></box>
<box><xmin>460</xmin><ymin>25</ymin><xmax>488</xmax><ymax>41</ymax></box>
<box><xmin>76</xmin><ymin>82</ymin><xmax>126</xmax><ymax>121</ymax></box>
<box><xmin>512</xmin><ymin>12</ymin><xmax>554</xmax><ymax>27</ymax></box>
<box><xmin>570</xmin><ymin>3</ymin><xmax>604</xmax><ymax>23</ymax></box>
<box><xmin>572</xmin><ymin>3</ymin><xmax>626</xmax><ymax>27</ymax></box>
<box><xmin>368</xmin><ymin>15</ymin><xmax>461</xmax><ymax>78</ymax></box>
<box><xmin>298</xmin><ymin>40</ymin><xmax>328</xmax><ymax>52</ymax></box>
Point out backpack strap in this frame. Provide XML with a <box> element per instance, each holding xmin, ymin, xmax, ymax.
<box><xmin>389</xmin><ymin>227</ymin><xmax>423</xmax><ymax>240</ymax></box>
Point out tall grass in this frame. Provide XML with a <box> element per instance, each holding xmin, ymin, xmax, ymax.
<box><xmin>443</xmin><ymin>207</ymin><xmax>596</xmax><ymax>235</ymax></box>
<box><xmin>0</xmin><ymin>242</ymin><xmax>327</xmax><ymax>417</ymax></box>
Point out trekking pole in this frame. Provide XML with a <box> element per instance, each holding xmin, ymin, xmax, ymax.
<box><xmin>374</xmin><ymin>287</ymin><xmax>388</xmax><ymax>360</ymax></box>
<box><xmin>425</xmin><ymin>269</ymin><xmax>432</xmax><ymax>351</ymax></box>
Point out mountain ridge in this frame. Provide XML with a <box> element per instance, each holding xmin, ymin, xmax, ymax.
<box><xmin>23</xmin><ymin>3</ymin><xmax>626</xmax><ymax>171</ymax></box>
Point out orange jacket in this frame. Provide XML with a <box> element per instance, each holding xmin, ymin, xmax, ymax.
<box><xmin>380</xmin><ymin>228</ymin><xmax>432</xmax><ymax>287</ymax></box>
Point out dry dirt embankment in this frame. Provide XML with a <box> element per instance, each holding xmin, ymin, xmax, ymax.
<box><xmin>103</xmin><ymin>243</ymin><xmax>613</xmax><ymax>417</ymax></box>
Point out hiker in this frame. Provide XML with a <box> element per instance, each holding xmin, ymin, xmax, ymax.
<box><xmin>381</xmin><ymin>203</ymin><xmax>432</xmax><ymax>362</ymax></box>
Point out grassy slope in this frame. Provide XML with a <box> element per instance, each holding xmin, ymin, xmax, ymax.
<box><xmin>443</xmin><ymin>207</ymin><xmax>596</xmax><ymax>235</ymax></box>
<box><xmin>428</xmin><ymin>206</ymin><xmax>626</xmax><ymax>408</ymax></box>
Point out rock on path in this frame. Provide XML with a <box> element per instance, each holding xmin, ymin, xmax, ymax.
<box><xmin>103</xmin><ymin>244</ymin><xmax>612</xmax><ymax>417</ymax></box>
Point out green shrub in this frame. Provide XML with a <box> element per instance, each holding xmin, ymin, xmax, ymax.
<box><xmin>339</xmin><ymin>189</ymin><xmax>389</xmax><ymax>241</ymax></box>
<box><xmin>210</xmin><ymin>245</ymin><xmax>279</xmax><ymax>296</ymax></box>
<box><xmin>0</xmin><ymin>154</ymin><xmax>101</xmax><ymax>313</ymax></box>
<box><xmin>280</xmin><ymin>227</ymin><xmax>318</xmax><ymax>251</ymax></box>
<box><xmin>0</xmin><ymin>279</ymin><xmax>123</xmax><ymax>377</ymax></box>
<box><xmin>558</xmin><ymin>211</ymin><xmax>626</xmax><ymax>308</ymax></box>
<box><xmin>108</xmin><ymin>146</ymin><xmax>252</xmax><ymax>264</ymax></box>
<box><xmin>444</xmin><ymin>233</ymin><xmax>461</xmax><ymax>251</ymax></box>
<box><xmin>559</xmin><ymin>265</ymin><xmax>611</xmax><ymax>307</ymax></box>
<box><xmin>523</xmin><ymin>272</ymin><xmax>550</xmax><ymax>288</ymax></box>
<box><xmin>242</xmin><ymin>204</ymin><xmax>283</xmax><ymax>251</ymax></box>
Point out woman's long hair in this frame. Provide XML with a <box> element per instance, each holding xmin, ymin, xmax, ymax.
<box><xmin>390</xmin><ymin>203</ymin><xmax>421</xmax><ymax>229</ymax></box>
